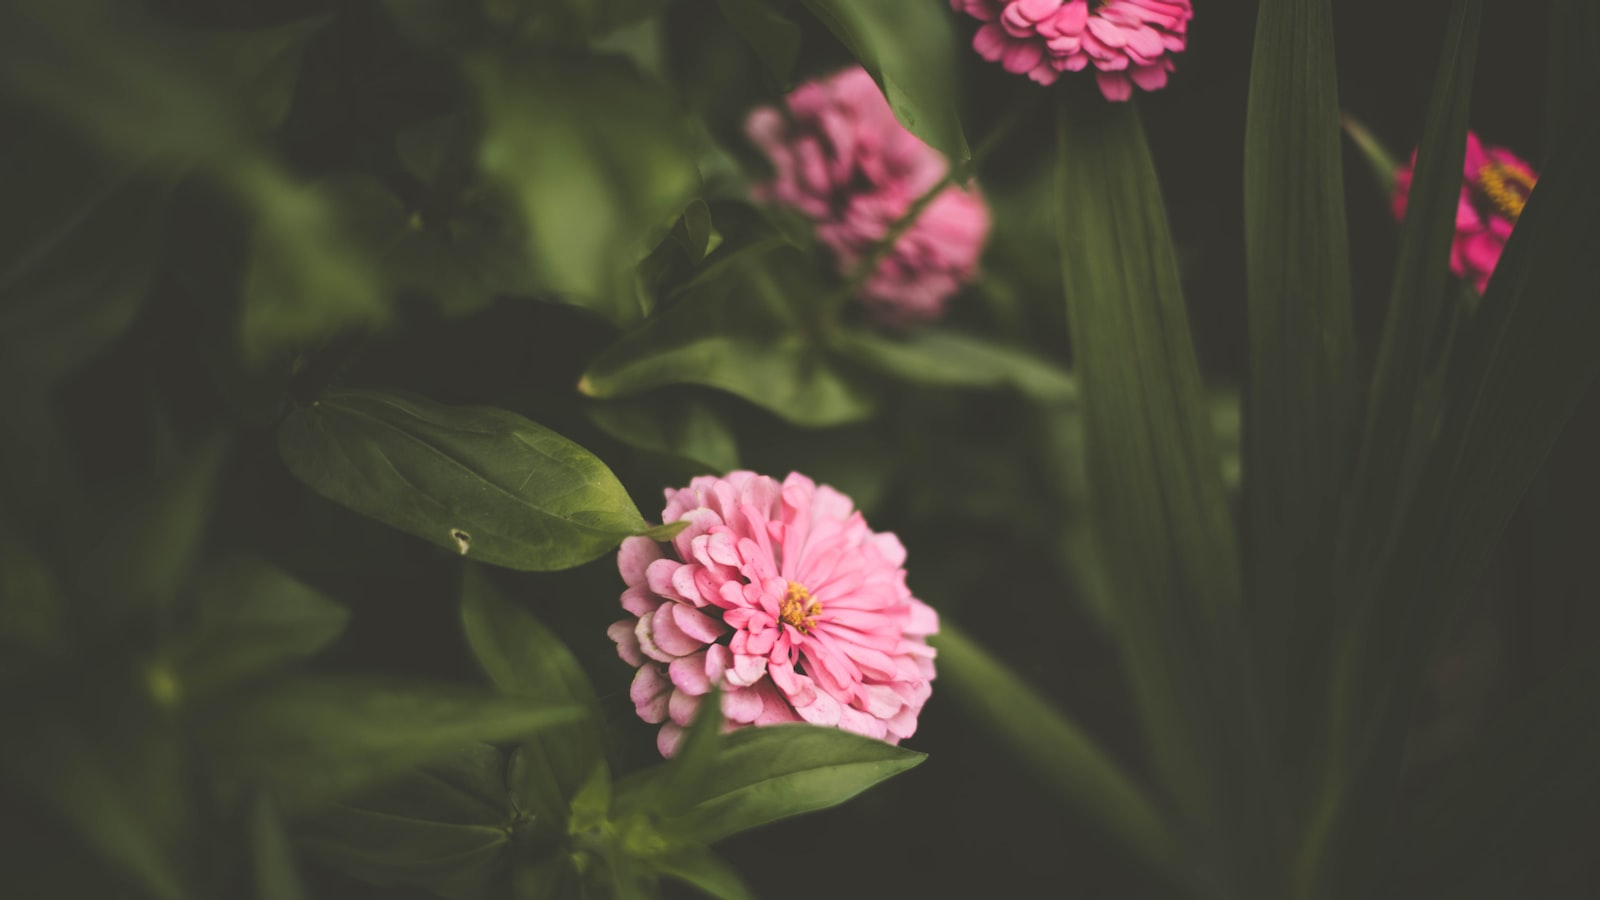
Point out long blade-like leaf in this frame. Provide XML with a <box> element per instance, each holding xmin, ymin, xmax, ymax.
<box><xmin>931</xmin><ymin>622</ymin><xmax>1172</xmax><ymax>878</ymax></box>
<box><xmin>1241</xmin><ymin>0</ymin><xmax>1356</xmax><ymax>738</ymax></box>
<box><xmin>1055</xmin><ymin>95</ymin><xmax>1272</xmax><ymax>898</ymax></box>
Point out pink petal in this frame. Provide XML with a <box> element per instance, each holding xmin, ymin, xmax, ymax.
<box><xmin>669</xmin><ymin>602</ymin><xmax>729</xmax><ymax>643</ymax></box>
<box><xmin>650</xmin><ymin>602</ymin><xmax>711</xmax><ymax>657</ymax></box>
<box><xmin>668</xmin><ymin>689</ymin><xmax>701</xmax><ymax>726</ymax></box>
<box><xmin>609</xmin><ymin>619</ymin><xmax>644</xmax><ymax>666</ymax></box>
<box><xmin>617</xmin><ymin>537</ymin><xmax>662</xmax><ymax>587</ymax></box>
<box><xmin>657</xmin><ymin>723</ymin><xmax>686</xmax><ymax>758</ymax></box>
<box><xmin>631</xmin><ymin>666</ymin><xmax>670</xmax><ymax>723</ymax></box>
<box><xmin>670</xmin><ymin>652</ymin><xmax>713</xmax><ymax>695</ymax></box>
<box><xmin>1097</xmin><ymin>71</ymin><xmax>1135</xmax><ymax>101</ymax></box>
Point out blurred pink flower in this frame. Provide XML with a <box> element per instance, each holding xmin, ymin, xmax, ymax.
<box><xmin>951</xmin><ymin>0</ymin><xmax>1193</xmax><ymax>101</ymax></box>
<box><xmin>745</xmin><ymin>66</ymin><xmax>989</xmax><ymax>324</ymax></box>
<box><xmin>608</xmin><ymin>471</ymin><xmax>938</xmax><ymax>757</ymax></box>
<box><xmin>1393</xmin><ymin>131</ymin><xmax>1538</xmax><ymax>294</ymax></box>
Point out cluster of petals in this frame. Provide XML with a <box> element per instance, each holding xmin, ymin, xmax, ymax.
<box><xmin>608</xmin><ymin>471</ymin><xmax>938</xmax><ymax>758</ymax></box>
<box><xmin>745</xmin><ymin>66</ymin><xmax>989</xmax><ymax>325</ymax></box>
<box><xmin>1393</xmin><ymin>131</ymin><xmax>1539</xmax><ymax>294</ymax></box>
<box><xmin>951</xmin><ymin>0</ymin><xmax>1192</xmax><ymax>101</ymax></box>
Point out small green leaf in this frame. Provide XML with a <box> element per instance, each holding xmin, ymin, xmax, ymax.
<box><xmin>654</xmin><ymin>847</ymin><xmax>755</xmax><ymax>900</ymax></box>
<box><xmin>201</xmin><ymin>675</ymin><xmax>586</xmax><ymax>811</ymax></box>
<box><xmin>277</xmin><ymin>388</ymin><xmax>650</xmax><ymax>571</ymax></box>
<box><xmin>1341</xmin><ymin>115</ymin><xmax>1402</xmax><ymax>197</ymax></box>
<box><xmin>713</xmin><ymin>0</ymin><xmax>801</xmax><ymax>88</ymax></box>
<box><xmin>167</xmin><ymin>555</ymin><xmax>348</xmax><ymax>697</ymax></box>
<box><xmin>586</xmin><ymin>394</ymin><xmax>740</xmax><ymax>474</ymax></box>
<box><xmin>796</xmin><ymin>0</ymin><xmax>968</xmax><ymax>160</ymax></box>
<box><xmin>296</xmin><ymin>744</ymin><xmax>515</xmax><ymax>900</ymax></box>
<box><xmin>618</xmin><ymin>724</ymin><xmax>923</xmax><ymax>844</ymax></box>
<box><xmin>472</xmin><ymin>49</ymin><xmax>700</xmax><ymax>325</ymax></box>
<box><xmin>831</xmin><ymin>328</ymin><xmax>1078</xmax><ymax>403</ymax></box>
<box><xmin>461</xmin><ymin>565</ymin><xmax>604</xmax><ymax>835</ymax></box>
<box><xmin>253</xmin><ymin>792</ymin><xmax>308</xmax><ymax>900</ymax></box>
<box><xmin>76</xmin><ymin>435</ymin><xmax>229</xmax><ymax>620</ymax></box>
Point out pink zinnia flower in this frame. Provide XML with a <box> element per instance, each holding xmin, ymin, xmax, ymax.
<box><xmin>1392</xmin><ymin>131</ymin><xmax>1538</xmax><ymax>294</ymax></box>
<box><xmin>951</xmin><ymin>0</ymin><xmax>1193</xmax><ymax>101</ymax></box>
<box><xmin>745</xmin><ymin>66</ymin><xmax>990</xmax><ymax>325</ymax></box>
<box><xmin>608</xmin><ymin>471</ymin><xmax>938</xmax><ymax>757</ymax></box>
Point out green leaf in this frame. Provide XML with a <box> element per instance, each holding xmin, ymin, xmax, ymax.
<box><xmin>1054</xmin><ymin>96</ymin><xmax>1270</xmax><ymax>896</ymax></box>
<box><xmin>581</xmin><ymin>252</ymin><xmax>878</xmax><ymax>427</ymax></box>
<box><xmin>0</xmin><ymin>520</ymin><xmax>68</xmax><ymax>665</ymax></box>
<box><xmin>654</xmin><ymin>847</ymin><xmax>755</xmax><ymax>900</ymax></box>
<box><xmin>1380</xmin><ymin>645</ymin><xmax>1600</xmax><ymax>900</ymax></box>
<box><xmin>253</xmin><ymin>792</ymin><xmax>308</xmax><ymax>900</ymax></box>
<box><xmin>472</xmin><ymin>49</ymin><xmax>700</xmax><ymax>325</ymax></box>
<box><xmin>713</xmin><ymin>0</ymin><xmax>801</xmax><ymax>88</ymax></box>
<box><xmin>461</xmin><ymin>565</ymin><xmax>604</xmax><ymax>835</ymax></box>
<box><xmin>167</xmin><ymin>555</ymin><xmax>348</xmax><ymax>697</ymax></box>
<box><xmin>277</xmin><ymin>388</ymin><xmax>650</xmax><ymax>571</ymax></box>
<box><xmin>796</xmin><ymin>0</ymin><xmax>968</xmax><ymax>160</ymax></box>
<box><xmin>514</xmin><ymin>857</ymin><xmax>581</xmax><ymax>900</ymax></box>
<box><xmin>0</xmin><ymin>718</ymin><xmax>189</xmax><ymax>900</ymax></box>
<box><xmin>831</xmin><ymin>328</ymin><xmax>1078</xmax><ymax>403</ymax></box>
<box><xmin>618</xmin><ymin>724</ymin><xmax>923</xmax><ymax>844</ymax></box>
<box><xmin>236</xmin><ymin>172</ymin><xmax>396</xmax><ymax>366</ymax></box>
<box><xmin>1241</xmin><ymin>0</ymin><xmax>1357</xmax><ymax>730</ymax></box>
<box><xmin>1341</xmin><ymin>0</ymin><xmax>1482</xmax><ymax>584</ymax></box>
<box><xmin>296</xmin><ymin>744</ymin><xmax>515</xmax><ymax>900</ymax></box>
<box><xmin>931</xmin><ymin>622</ymin><xmax>1173</xmax><ymax>877</ymax></box>
<box><xmin>0</xmin><ymin>112</ymin><xmax>168</xmax><ymax>387</ymax></box>
<box><xmin>76</xmin><ymin>435</ymin><xmax>229</xmax><ymax>620</ymax></box>
<box><xmin>586</xmin><ymin>394</ymin><xmax>740</xmax><ymax>474</ymax></box>
<box><xmin>1545</xmin><ymin>0</ymin><xmax>1600</xmax><ymax>154</ymax></box>
<box><xmin>201</xmin><ymin>675</ymin><xmax>586</xmax><ymax>811</ymax></box>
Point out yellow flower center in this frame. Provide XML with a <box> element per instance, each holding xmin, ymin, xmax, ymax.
<box><xmin>779</xmin><ymin>581</ymin><xmax>822</xmax><ymax>633</ymax></box>
<box><xmin>1476</xmin><ymin>161</ymin><xmax>1536</xmax><ymax>221</ymax></box>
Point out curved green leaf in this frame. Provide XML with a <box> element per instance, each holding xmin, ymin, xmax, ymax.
<box><xmin>831</xmin><ymin>328</ymin><xmax>1077</xmax><ymax>403</ymax></box>
<box><xmin>713</xmin><ymin>0</ymin><xmax>801</xmax><ymax>88</ymax></box>
<box><xmin>278</xmin><ymin>388</ymin><xmax>649</xmax><ymax>571</ymax></box>
<box><xmin>619</xmin><ymin>724</ymin><xmax>923</xmax><ymax>844</ymax></box>
<box><xmin>586</xmin><ymin>394</ymin><xmax>740</xmax><ymax>474</ymax></box>
<box><xmin>296</xmin><ymin>744</ymin><xmax>515</xmax><ymax>900</ymax></box>
<box><xmin>797</xmin><ymin>0</ymin><xmax>968</xmax><ymax>160</ymax></box>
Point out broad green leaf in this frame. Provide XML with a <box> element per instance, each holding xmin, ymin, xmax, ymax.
<box><xmin>201</xmin><ymin>675</ymin><xmax>586</xmax><ymax>811</ymax></box>
<box><xmin>296</xmin><ymin>744</ymin><xmax>515</xmax><ymax>900</ymax></box>
<box><xmin>586</xmin><ymin>394</ymin><xmax>741</xmax><ymax>474</ymax></box>
<box><xmin>654</xmin><ymin>848</ymin><xmax>755</xmax><ymax>900</ymax></box>
<box><xmin>236</xmin><ymin>171</ymin><xmax>396</xmax><ymax>366</ymax></box>
<box><xmin>472</xmin><ymin>49</ymin><xmax>699</xmax><ymax>325</ymax></box>
<box><xmin>167</xmin><ymin>555</ymin><xmax>348</xmax><ymax>697</ymax></box>
<box><xmin>1055</xmin><ymin>96</ymin><xmax>1271</xmax><ymax>897</ymax></box>
<box><xmin>253</xmin><ymin>792</ymin><xmax>308</xmax><ymax>900</ymax></box>
<box><xmin>796</xmin><ymin>0</ymin><xmax>968</xmax><ymax>161</ymax></box>
<box><xmin>75</xmin><ymin>435</ymin><xmax>229</xmax><ymax>620</ymax></box>
<box><xmin>618</xmin><ymin>724</ymin><xmax>923</xmax><ymax>844</ymax></box>
<box><xmin>0</xmin><ymin>718</ymin><xmax>189</xmax><ymax>900</ymax></box>
<box><xmin>1241</xmin><ymin>0</ymin><xmax>1357</xmax><ymax>732</ymax></box>
<box><xmin>831</xmin><ymin>328</ymin><xmax>1078</xmax><ymax>403</ymax></box>
<box><xmin>713</xmin><ymin>0</ymin><xmax>801</xmax><ymax>88</ymax></box>
<box><xmin>1380</xmin><ymin>645</ymin><xmax>1600</xmax><ymax>900</ymax></box>
<box><xmin>461</xmin><ymin>565</ymin><xmax>604</xmax><ymax>835</ymax></box>
<box><xmin>277</xmin><ymin>388</ymin><xmax>649</xmax><ymax>571</ymax></box>
<box><xmin>932</xmin><ymin>622</ymin><xmax>1172</xmax><ymax>876</ymax></box>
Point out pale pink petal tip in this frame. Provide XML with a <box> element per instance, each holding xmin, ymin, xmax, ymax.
<box><xmin>1391</xmin><ymin>130</ymin><xmax>1538</xmax><ymax>295</ymax></box>
<box><xmin>742</xmin><ymin>66</ymin><xmax>990</xmax><ymax>326</ymax></box>
<box><xmin>954</xmin><ymin>0</ymin><xmax>1192</xmax><ymax>99</ymax></box>
<box><xmin>611</xmin><ymin>471</ymin><xmax>938</xmax><ymax>757</ymax></box>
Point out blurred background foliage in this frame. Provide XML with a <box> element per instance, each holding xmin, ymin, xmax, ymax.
<box><xmin>1</xmin><ymin>0</ymin><xmax>1597</xmax><ymax>898</ymax></box>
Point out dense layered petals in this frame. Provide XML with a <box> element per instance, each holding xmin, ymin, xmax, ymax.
<box><xmin>1393</xmin><ymin>131</ymin><xmax>1538</xmax><ymax>294</ymax></box>
<box><xmin>745</xmin><ymin>67</ymin><xmax>990</xmax><ymax>325</ymax></box>
<box><xmin>953</xmin><ymin>0</ymin><xmax>1192</xmax><ymax>100</ymax></box>
<box><xmin>609</xmin><ymin>472</ymin><xmax>938</xmax><ymax>757</ymax></box>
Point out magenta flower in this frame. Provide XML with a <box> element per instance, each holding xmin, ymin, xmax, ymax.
<box><xmin>608</xmin><ymin>471</ymin><xmax>938</xmax><ymax>757</ymax></box>
<box><xmin>951</xmin><ymin>0</ymin><xmax>1193</xmax><ymax>101</ymax></box>
<box><xmin>745</xmin><ymin>66</ymin><xmax>990</xmax><ymax>325</ymax></box>
<box><xmin>1392</xmin><ymin>131</ymin><xmax>1538</xmax><ymax>294</ymax></box>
